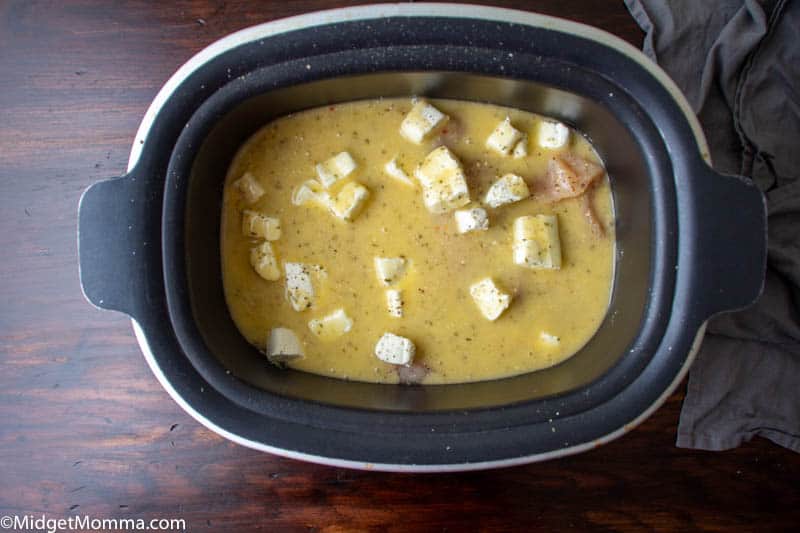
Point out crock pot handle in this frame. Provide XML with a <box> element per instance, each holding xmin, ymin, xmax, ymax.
<box><xmin>687</xmin><ymin>163</ymin><xmax>767</xmax><ymax>319</ymax></box>
<box><xmin>78</xmin><ymin>167</ymin><xmax>158</xmax><ymax>318</ymax></box>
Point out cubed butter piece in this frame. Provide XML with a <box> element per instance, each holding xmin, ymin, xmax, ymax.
<box><xmin>384</xmin><ymin>158</ymin><xmax>416</xmax><ymax>187</ymax></box>
<box><xmin>284</xmin><ymin>262</ymin><xmax>324</xmax><ymax>311</ymax></box>
<box><xmin>328</xmin><ymin>182</ymin><xmax>370</xmax><ymax>221</ymax></box>
<box><xmin>374</xmin><ymin>256</ymin><xmax>408</xmax><ymax>286</ymax></box>
<box><xmin>266</xmin><ymin>327</ymin><xmax>304</xmax><ymax>363</ymax></box>
<box><xmin>469</xmin><ymin>277</ymin><xmax>512</xmax><ymax>321</ymax></box>
<box><xmin>415</xmin><ymin>146</ymin><xmax>471</xmax><ymax>214</ymax></box>
<box><xmin>484</xmin><ymin>173</ymin><xmax>530</xmax><ymax>208</ymax></box>
<box><xmin>537</xmin><ymin>120</ymin><xmax>570</xmax><ymax>149</ymax></box>
<box><xmin>539</xmin><ymin>331</ymin><xmax>561</xmax><ymax>347</ymax></box>
<box><xmin>513</xmin><ymin>215</ymin><xmax>562</xmax><ymax>270</ymax></box>
<box><xmin>512</xmin><ymin>134</ymin><xmax>529</xmax><ymax>158</ymax></box>
<box><xmin>454</xmin><ymin>207</ymin><xmax>489</xmax><ymax>233</ymax></box>
<box><xmin>242</xmin><ymin>210</ymin><xmax>281</xmax><ymax>241</ymax></box>
<box><xmin>486</xmin><ymin>116</ymin><xmax>524</xmax><ymax>155</ymax></box>
<box><xmin>233</xmin><ymin>172</ymin><xmax>264</xmax><ymax>204</ymax></box>
<box><xmin>249</xmin><ymin>242</ymin><xmax>280</xmax><ymax>281</ymax></box>
<box><xmin>374</xmin><ymin>332</ymin><xmax>416</xmax><ymax>365</ymax></box>
<box><xmin>386</xmin><ymin>289</ymin><xmax>403</xmax><ymax>318</ymax></box>
<box><xmin>316</xmin><ymin>151</ymin><xmax>357</xmax><ymax>188</ymax></box>
<box><xmin>308</xmin><ymin>308</ymin><xmax>353</xmax><ymax>341</ymax></box>
<box><xmin>292</xmin><ymin>179</ymin><xmax>331</xmax><ymax>207</ymax></box>
<box><xmin>400</xmin><ymin>100</ymin><xmax>448</xmax><ymax>144</ymax></box>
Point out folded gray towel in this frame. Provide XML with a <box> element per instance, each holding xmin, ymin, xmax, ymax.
<box><xmin>625</xmin><ymin>0</ymin><xmax>800</xmax><ymax>451</ymax></box>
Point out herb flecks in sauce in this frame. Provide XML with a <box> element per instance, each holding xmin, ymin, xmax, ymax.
<box><xmin>221</xmin><ymin>98</ymin><xmax>614</xmax><ymax>384</ymax></box>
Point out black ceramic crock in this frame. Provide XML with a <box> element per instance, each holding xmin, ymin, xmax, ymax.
<box><xmin>77</xmin><ymin>4</ymin><xmax>766</xmax><ymax>471</ymax></box>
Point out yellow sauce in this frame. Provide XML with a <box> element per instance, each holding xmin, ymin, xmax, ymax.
<box><xmin>221</xmin><ymin>98</ymin><xmax>614</xmax><ymax>384</ymax></box>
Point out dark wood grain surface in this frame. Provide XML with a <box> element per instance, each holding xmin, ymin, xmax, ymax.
<box><xmin>1</xmin><ymin>1</ymin><xmax>798</xmax><ymax>531</ymax></box>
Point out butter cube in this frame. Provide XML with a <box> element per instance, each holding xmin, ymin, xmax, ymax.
<box><xmin>539</xmin><ymin>331</ymin><xmax>561</xmax><ymax>347</ymax></box>
<box><xmin>512</xmin><ymin>134</ymin><xmax>529</xmax><ymax>158</ymax></box>
<box><xmin>374</xmin><ymin>332</ymin><xmax>416</xmax><ymax>365</ymax></box>
<box><xmin>242</xmin><ymin>210</ymin><xmax>281</xmax><ymax>241</ymax></box>
<box><xmin>374</xmin><ymin>256</ymin><xmax>408</xmax><ymax>286</ymax></box>
<box><xmin>266</xmin><ymin>327</ymin><xmax>304</xmax><ymax>363</ymax></box>
<box><xmin>316</xmin><ymin>151</ymin><xmax>357</xmax><ymax>188</ymax></box>
<box><xmin>400</xmin><ymin>100</ymin><xmax>448</xmax><ymax>144</ymax></box>
<box><xmin>284</xmin><ymin>262</ymin><xmax>324</xmax><ymax>311</ymax></box>
<box><xmin>249</xmin><ymin>242</ymin><xmax>280</xmax><ymax>281</ymax></box>
<box><xmin>537</xmin><ymin>120</ymin><xmax>570</xmax><ymax>149</ymax></box>
<box><xmin>454</xmin><ymin>207</ymin><xmax>489</xmax><ymax>233</ymax></box>
<box><xmin>469</xmin><ymin>277</ymin><xmax>512</xmax><ymax>321</ymax></box>
<box><xmin>328</xmin><ymin>182</ymin><xmax>370</xmax><ymax>221</ymax></box>
<box><xmin>415</xmin><ymin>146</ymin><xmax>471</xmax><ymax>214</ymax></box>
<box><xmin>233</xmin><ymin>172</ymin><xmax>264</xmax><ymax>204</ymax></box>
<box><xmin>292</xmin><ymin>179</ymin><xmax>331</xmax><ymax>207</ymax></box>
<box><xmin>484</xmin><ymin>174</ymin><xmax>530</xmax><ymax>208</ymax></box>
<box><xmin>308</xmin><ymin>308</ymin><xmax>353</xmax><ymax>341</ymax></box>
<box><xmin>486</xmin><ymin>117</ymin><xmax>524</xmax><ymax>155</ymax></box>
<box><xmin>384</xmin><ymin>158</ymin><xmax>416</xmax><ymax>188</ymax></box>
<box><xmin>386</xmin><ymin>289</ymin><xmax>404</xmax><ymax>318</ymax></box>
<box><xmin>513</xmin><ymin>215</ymin><xmax>562</xmax><ymax>270</ymax></box>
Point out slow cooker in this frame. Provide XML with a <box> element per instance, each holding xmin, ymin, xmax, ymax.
<box><xmin>78</xmin><ymin>4</ymin><xmax>766</xmax><ymax>471</ymax></box>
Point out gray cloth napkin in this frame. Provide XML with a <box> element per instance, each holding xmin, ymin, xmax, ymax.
<box><xmin>625</xmin><ymin>0</ymin><xmax>800</xmax><ymax>451</ymax></box>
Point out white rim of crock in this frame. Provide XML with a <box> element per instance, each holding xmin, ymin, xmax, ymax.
<box><xmin>127</xmin><ymin>3</ymin><xmax>709</xmax><ymax>472</ymax></box>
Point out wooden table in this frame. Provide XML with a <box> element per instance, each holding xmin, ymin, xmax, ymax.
<box><xmin>1</xmin><ymin>1</ymin><xmax>798</xmax><ymax>531</ymax></box>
